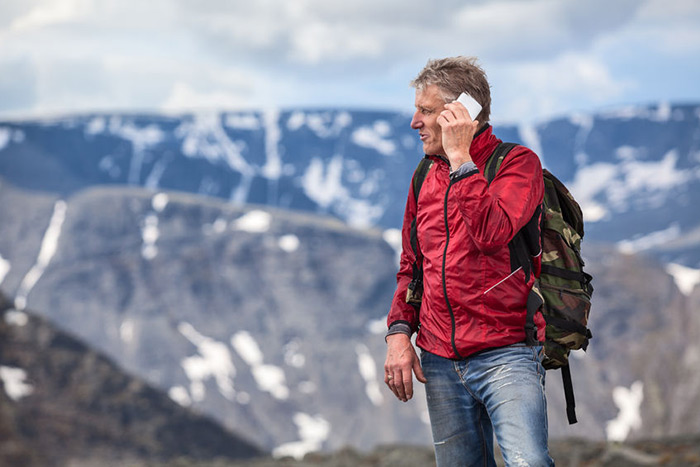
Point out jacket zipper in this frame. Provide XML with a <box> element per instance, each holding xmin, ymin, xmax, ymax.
<box><xmin>442</xmin><ymin>177</ymin><xmax>463</xmax><ymax>359</ymax></box>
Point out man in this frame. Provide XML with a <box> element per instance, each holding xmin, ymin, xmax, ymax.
<box><xmin>384</xmin><ymin>56</ymin><xmax>553</xmax><ymax>466</ymax></box>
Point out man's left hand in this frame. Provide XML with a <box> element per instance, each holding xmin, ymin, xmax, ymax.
<box><xmin>437</xmin><ymin>101</ymin><xmax>480</xmax><ymax>171</ymax></box>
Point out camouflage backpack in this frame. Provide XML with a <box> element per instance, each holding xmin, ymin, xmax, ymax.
<box><xmin>408</xmin><ymin>142</ymin><xmax>593</xmax><ymax>424</ymax></box>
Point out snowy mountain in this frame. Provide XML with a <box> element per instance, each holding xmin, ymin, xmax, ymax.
<box><xmin>1</xmin><ymin>103</ymin><xmax>699</xmax><ymax>270</ymax></box>
<box><xmin>0</xmin><ymin>181</ymin><xmax>427</xmax><ymax>456</ymax></box>
<box><xmin>1</xmin><ymin>104</ymin><xmax>700</xmax><ymax>457</ymax></box>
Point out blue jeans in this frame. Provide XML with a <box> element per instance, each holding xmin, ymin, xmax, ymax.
<box><xmin>421</xmin><ymin>345</ymin><xmax>554</xmax><ymax>467</ymax></box>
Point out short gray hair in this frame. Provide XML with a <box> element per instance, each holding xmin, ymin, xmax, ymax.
<box><xmin>410</xmin><ymin>56</ymin><xmax>491</xmax><ymax>124</ymax></box>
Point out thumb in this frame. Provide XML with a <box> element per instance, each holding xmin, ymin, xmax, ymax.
<box><xmin>413</xmin><ymin>358</ymin><xmax>427</xmax><ymax>384</ymax></box>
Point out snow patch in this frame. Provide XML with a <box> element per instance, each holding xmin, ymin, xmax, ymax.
<box><xmin>152</xmin><ymin>193</ymin><xmax>169</xmax><ymax>212</ymax></box>
<box><xmin>342</xmin><ymin>200</ymin><xmax>384</xmax><ymax>229</ymax></box>
<box><xmin>225</xmin><ymin>113</ymin><xmax>261</xmax><ymax>130</ymax></box>
<box><xmin>367</xmin><ymin>318</ymin><xmax>387</xmax><ymax>335</ymax></box>
<box><xmin>606</xmin><ymin>381</ymin><xmax>644</xmax><ymax>442</ymax></box>
<box><xmin>654</xmin><ymin>102</ymin><xmax>672</xmax><ymax>122</ymax></box>
<box><xmin>262</xmin><ymin>109</ymin><xmax>282</xmax><ymax>180</ymax></box>
<box><xmin>203</xmin><ymin>217</ymin><xmax>228</xmax><ymax>236</ymax></box>
<box><xmin>0</xmin><ymin>366</ymin><xmax>33</xmax><ymax>401</ymax></box>
<box><xmin>108</xmin><ymin>118</ymin><xmax>165</xmax><ymax>185</ymax></box>
<box><xmin>568</xmin><ymin>149</ymin><xmax>693</xmax><ymax>220</ymax></box>
<box><xmin>287</xmin><ymin>111</ymin><xmax>352</xmax><ymax>138</ymax></box>
<box><xmin>15</xmin><ymin>200</ymin><xmax>67</xmax><ymax>310</ymax></box>
<box><xmin>0</xmin><ymin>253</ymin><xmax>10</xmax><ymax>285</ymax></box>
<box><xmin>303</xmin><ymin>156</ymin><xmax>345</xmax><ymax>209</ymax></box>
<box><xmin>278</xmin><ymin>234</ymin><xmax>300</xmax><ymax>253</ymax></box>
<box><xmin>284</xmin><ymin>340</ymin><xmax>306</xmax><ymax>368</ymax></box>
<box><xmin>302</xmin><ymin>156</ymin><xmax>383</xmax><ymax>228</ymax></box>
<box><xmin>4</xmin><ymin>310</ymin><xmax>28</xmax><ymax>327</ymax></box>
<box><xmin>178</xmin><ymin>322</ymin><xmax>236</xmax><ymax>402</ymax></box>
<box><xmin>616</xmin><ymin>150</ymin><xmax>690</xmax><ymax>194</ymax></box>
<box><xmin>145</xmin><ymin>158</ymin><xmax>169</xmax><ymax>189</ymax></box>
<box><xmin>233</xmin><ymin>210</ymin><xmax>271</xmax><ymax>233</ymax></box>
<box><xmin>666</xmin><ymin>263</ymin><xmax>700</xmax><ymax>296</ymax></box>
<box><xmin>382</xmin><ymin>228</ymin><xmax>402</xmax><ymax>265</ymax></box>
<box><xmin>231</xmin><ymin>331</ymin><xmax>289</xmax><ymax>400</ymax></box>
<box><xmin>98</xmin><ymin>155</ymin><xmax>121</xmax><ymax>178</ymax></box>
<box><xmin>175</xmin><ymin>113</ymin><xmax>254</xmax><ymax>203</ymax></box>
<box><xmin>286</xmin><ymin>111</ymin><xmax>305</xmax><ymax>131</ymax></box>
<box><xmin>141</xmin><ymin>213</ymin><xmax>159</xmax><ymax>260</ymax></box>
<box><xmin>0</xmin><ymin>128</ymin><xmax>12</xmax><ymax>150</ymax></box>
<box><xmin>0</xmin><ymin>127</ymin><xmax>24</xmax><ymax>151</ymax></box>
<box><xmin>273</xmin><ymin>413</ymin><xmax>331</xmax><ymax>460</ymax></box>
<box><xmin>351</xmin><ymin>120</ymin><xmax>396</xmax><ymax>156</ymax></box>
<box><xmin>169</xmin><ymin>386</ymin><xmax>192</xmax><ymax>407</ymax></box>
<box><xmin>567</xmin><ymin>163</ymin><xmax>617</xmax><ymax>222</ymax></box>
<box><xmin>518</xmin><ymin>124</ymin><xmax>544</xmax><ymax>166</ymax></box>
<box><xmin>355</xmin><ymin>344</ymin><xmax>383</xmax><ymax>406</ymax></box>
<box><xmin>120</xmin><ymin>319</ymin><xmax>135</xmax><ymax>344</ymax></box>
<box><xmin>85</xmin><ymin>116</ymin><xmax>106</xmax><ymax>135</ymax></box>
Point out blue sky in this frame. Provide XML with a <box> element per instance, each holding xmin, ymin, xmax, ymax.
<box><xmin>1</xmin><ymin>0</ymin><xmax>699</xmax><ymax>124</ymax></box>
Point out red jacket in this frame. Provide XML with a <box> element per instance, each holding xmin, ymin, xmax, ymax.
<box><xmin>388</xmin><ymin>125</ymin><xmax>546</xmax><ymax>359</ymax></box>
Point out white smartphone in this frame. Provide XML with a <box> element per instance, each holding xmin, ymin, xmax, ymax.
<box><xmin>456</xmin><ymin>92</ymin><xmax>482</xmax><ymax>120</ymax></box>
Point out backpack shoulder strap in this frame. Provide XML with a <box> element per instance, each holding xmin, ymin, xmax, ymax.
<box><xmin>484</xmin><ymin>142</ymin><xmax>519</xmax><ymax>184</ymax></box>
<box><xmin>404</xmin><ymin>157</ymin><xmax>435</xmax><ymax>309</ymax></box>
<box><xmin>409</xmin><ymin>156</ymin><xmax>434</xmax><ymax>259</ymax></box>
<box><xmin>412</xmin><ymin>156</ymin><xmax>434</xmax><ymax>203</ymax></box>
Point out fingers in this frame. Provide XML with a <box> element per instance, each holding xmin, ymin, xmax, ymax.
<box><xmin>438</xmin><ymin>104</ymin><xmax>478</xmax><ymax>130</ymax></box>
<box><xmin>384</xmin><ymin>335</ymin><xmax>425</xmax><ymax>402</ymax></box>
<box><xmin>384</xmin><ymin>370</ymin><xmax>413</xmax><ymax>402</ymax></box>
<box><xmin>413</xmin><ymin>358</ymin><xmax>428</xmax><ymax>384</ymax></box>
<box><xmin>446</xmin><ymin>101</ymin><xmax>473</xmax><ymax>121</ymax></box>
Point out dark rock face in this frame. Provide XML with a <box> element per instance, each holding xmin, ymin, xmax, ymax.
<box><xmin>0</xmin><ymin>291</ymin><xmax>262</xmax><ymax>466</ymax></box>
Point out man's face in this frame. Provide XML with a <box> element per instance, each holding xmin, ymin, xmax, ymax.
<box><xmin>410</xmin><ymin>84</ymin><xmax>446</xmax><ymax>156</ymax></box>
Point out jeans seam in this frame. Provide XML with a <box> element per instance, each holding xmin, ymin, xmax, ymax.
<box><xmin>456</xmin><ymin>360</ymin><xmax>483</xmax><ymax>404</ymax></box>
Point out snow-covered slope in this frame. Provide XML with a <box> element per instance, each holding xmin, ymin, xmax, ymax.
<box><xmin>1</xmin><ymin>104</ymin><xmax>699</xmax><ymax>269</ymax></box>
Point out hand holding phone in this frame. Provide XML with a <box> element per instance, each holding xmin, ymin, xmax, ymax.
<box><xmin>455</xmin><ymin>92</ymin><xmax>482</xmax><ymax>121</ymax></box>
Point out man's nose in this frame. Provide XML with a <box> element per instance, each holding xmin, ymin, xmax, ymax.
<box><xmin>410</xmin><ymin>111</ymin><xmax>422</xmax><ymax>129</ymax></box>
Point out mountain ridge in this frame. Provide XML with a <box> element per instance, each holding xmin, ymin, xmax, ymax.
<box><xmin>1</xmin><ymin>103</ymin><xmax>699</xmax><ymax>458</ymax></box>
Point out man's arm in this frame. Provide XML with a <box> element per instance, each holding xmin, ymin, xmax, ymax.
<box><xmin>452</xmin><ymin>149</ymin><xmax>544</xmax><ymax>251</ymax></box>
<box><xmin>384</xmin><ymin>172</ymin><xmax>428</xmax><ymax>401</ymax></box>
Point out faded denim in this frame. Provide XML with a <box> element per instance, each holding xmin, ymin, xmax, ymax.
<box><xmin>421</xmin><ymin>345</ymin><xmax>554</xmax><ymax>467</ymax></box>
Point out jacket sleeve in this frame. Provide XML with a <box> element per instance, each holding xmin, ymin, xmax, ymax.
<box><xmin>451</xmin><ymin>146</ymin><xmax>544</xmax><ymax>253</ymax></box>
<box><xmin>386</xmin><ymin>178</ymin><xmax>422</xmax><ymax>334</ymax></box>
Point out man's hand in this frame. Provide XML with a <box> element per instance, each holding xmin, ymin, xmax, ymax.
<box><xmin>437</xmin><ymin>100</ymin><xmax>480</xmax><ymax>171</ymax></box>
<box><xmin>384</xmin><ymin>334</ymin><xmax>427</xmax><ymax>402</ymax></box>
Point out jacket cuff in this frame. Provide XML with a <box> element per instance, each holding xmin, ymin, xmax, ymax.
<box><xmin>385</xmin><ymin>321</ymin><xmax>412</xmax><ymax>342</ymax></box>
<box><xmin>450</xmin><ymin>161</ymin><xmax>478</xmax><ymax>181</ymax></box>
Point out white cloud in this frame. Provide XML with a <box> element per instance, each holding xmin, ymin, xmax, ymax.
<box><xmin>289</xmin><ymin>21</ymin><xmax>382</xmax><ymax>64</ymax></box>
<box><xmin>492</xmin><ymin>53</ymin><xmax>631</xmax><ymax>123</ymax></box>
<box><xmin>162</xmin><ymin>82</ymin><xmax>251</xmax><ymax>113</ymax></box>
<box><xmin>10</xmin><ymin>0</ymin><xmax>92</xmax><ymax>31</ymax></box>
<box><xmin>0</xmin><ymin>0</ymin><xmax>698</xmax><ymax>121</ymax></box>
